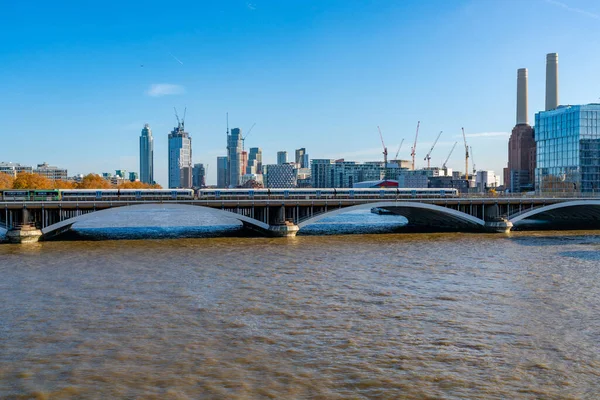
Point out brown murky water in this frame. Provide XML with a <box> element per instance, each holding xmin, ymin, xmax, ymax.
<box><xmin>1</xmin><ymin>232</ymin><xmax>600</xmax><ymax>399</ymax></box>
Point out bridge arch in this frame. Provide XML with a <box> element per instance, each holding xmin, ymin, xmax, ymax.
<box><xmin>298</xmin><ymin>201</ymin><xmax>485</xmax><ymax>231</ymax></box>
<box><xmin>510</xmin><ymin>200</ymin><xmax>600</xmax><ymax>227</ymax></box>
<box><xmin>40</xmin><ymin>203</ymin><xmax>269</xmax><ymax>238</ymax></box>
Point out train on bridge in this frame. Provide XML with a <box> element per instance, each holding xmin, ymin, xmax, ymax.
<box><xmin>0</xmin><ymin>188</ymin><xmax>459</xmax><ymax>202</ymax></box>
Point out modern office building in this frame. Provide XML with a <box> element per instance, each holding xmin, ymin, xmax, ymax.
<box><xmin>277</xmin><ymin>151</ymin><xmax>288</xmax><ymax>165</ymax></box>
<box><xmin>311</xmin><ymin>159</ymin><xmax>393</xmax><ymax>188</ymax></box>
<box><xmin>180</xmin><ymin>166</ymin><xmax>193</xmax><ymax>188</ymax></box>
<box><xmin>295</xmin><ymin>148</ymin><xmax>306</xmax><ymax>167</ymax></box>
<box><xmin>139</xmin><ymin>123</ymin><xmax>154</xmax><ymax>184</ymax></box>
<box><xmin>168</xmin><ymin>121</ymin><xmax>192</xmax><ymax>188</ymax></box>
<box><xmin>192</xmin><ymin>163</ymin><xmax>206</xmax><ymax>188</ymax></box>
<box><xmin>264</xmin><ymin>164</ymin><xmax>297</xmax><ymax>188</ymax></box>
<box><xmin>227</xmin><ymin>128</ymin><xmax>243</xmax><ymax>187</ymax></box>
<box><xmin>115</xmin><ymin>170</ymin><xmax>127</xmax><ymax>179</ymax></box>
<box><xmin>217</xmin><ymin>156</ymin><xmax>228</xmax><ymax>188</ymax></box>
<box><xmin>0</xmin><ymin>162</ymin><xmax>33</xmax><ymax>177</ymax></box>
<box><xmin>129</xmin><ymin>172</ymin><xmax>139</xmax><ymax>182</ymax></box>
<box><xmin>475</xmin><ymin>170</ymin><xmax>499</xmax><ymax>192</ymax></box>
<box><xmin>397</xmin><ymin>170</ymin><xmax>429</xmax><ymax>188</ymax></box>
<box><xmin>33</xmin><ymin>162</ymin><xmax>67</xmax><ymax>181</ymax></box>
<box><xmin>248</xmin><ymin>147</ymin><xmax>262</xmax><ymax>174</ymax></box>
<box><xmin>535</xmin><ymin>104</ymin><xmax>600</xmax><ymax>193</ymax></box>
<box><xmin>311</xmin><ymin>159</ymin><xmax>334</xmax><ymax>188</ymax></box>
<box><xmin>302</xmin><ymin>153</ymin><xmax>309</xmax><ymax>169</ymax></box>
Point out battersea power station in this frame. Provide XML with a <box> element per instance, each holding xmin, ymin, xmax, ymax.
<box><xmin>505</xmin><ymin>53</ymin><xmax>600</xmax><ymax>194</ymax></box>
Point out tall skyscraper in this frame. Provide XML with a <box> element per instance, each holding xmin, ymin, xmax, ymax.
<box><xmin>248</xmin><ymin>147</ymin><xmax>262</xmax><ymax>173</ymax></box>
<box><xmin>277</xmin><ymin>151</ymin><xmax>288</xmax><ymax>165</ymax></box>
<box><xmin>217</xmin><ymin>156</ymin><xmax>228</xmax><ymax>188</ymax></box>
<box><xmin>139</xmin><ymin>124</ymin><xmax>154</xmax><ymax>184</ymax></box>
<box><xmin>192</xmin><ymin>163</ymin><xmax>206</xmax><ymax>188</ymax></box>
<box><xmin>295</xmin><ymin>148</ymin><xmax>306</xmax><ymax>167</ymax></box>
<box><xmin>168</xmin><ymin>120</ymin><xmax>192</xmax><ymax>188</ymax></box>
<box><xmin>227</xmin><ymin>127</ymin><xmax>243</xmax><ymax>187</ymax></box>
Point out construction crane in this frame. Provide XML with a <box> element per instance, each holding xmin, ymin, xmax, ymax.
<box><xmin>424</xmin><ymin>131</ymin><xmax>443</xmax><ymax>169</ymax></box>
<box><xmin>411</xmin><ymin>121</ymin><xmax>420</xmax><ymax>170</ymax></box>
<box><xmin>174</xmin><ymin>107</ymin><xmax>186</xmax><ymax>131</ymax></box>
<box><xmin>470</xmin><ymin>146</ymin><xmax>476</xmax><ymax>175</ymax></box>
<box><xmin>442</xmin><ymin>142</ymin><xmax>458</xmax><ymax>171</ymax></box>
<box><xmin>394</xmin><ymin>139</ymin><xmax>405</xmax><ymax>161</ymax></box>
<box><xmin>377</xmin><ymin>126</ymin><xmax>388</xmax><ymax>165</ymax></box>
<box><xmin>242</xmin><ymin>123</ymin><xmax>256</xmax><ymax>151</ymax></box>
<box><xmin>462</xmin><ymin>127</ymin><xmax>470</xmax><ymax>181</ymax></box>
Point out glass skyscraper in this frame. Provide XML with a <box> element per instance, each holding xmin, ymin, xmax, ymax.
<box><xmin>535</xmin><ymin>104</ymin><xmax>600</xmax><ymax>193</ymax></box>
<box><xmin>227</xmin><ymin>128</ymin><xmax>242</xmax><ymax>188</ymax></box>
<box><xmin>168</xmin><ymin>123</ymin><xmax>192</xmax><ymax>189</ymax></box>
<box><xmin>217</xmin><ymin>156</ymin><xmax>228</xmax><ymax>188</ymax></box>
<box><xmin>139</xmin><ymin>124</ymin><xmax>154</xmax><ymax>184</ymax></box>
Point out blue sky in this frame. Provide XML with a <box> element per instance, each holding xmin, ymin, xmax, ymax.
<box><xmin>1</xmin><ymin>0</ymin><xmax>599</xmax><ymax>186</ymax></box>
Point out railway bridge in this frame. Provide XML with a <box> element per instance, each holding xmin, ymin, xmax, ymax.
<box><xmin>2</xmin><ymin>196</ymin><xmax>600</xmax><ymax>242</ymax></box>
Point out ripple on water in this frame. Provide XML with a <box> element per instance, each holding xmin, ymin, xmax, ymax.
<box><xmin>0</xmin><ymin>231</ymin><xmax>600</xmax><ymax>398</ymax></box>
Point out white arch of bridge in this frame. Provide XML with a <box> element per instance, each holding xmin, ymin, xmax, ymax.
<box><xmin>297</xmin><ymin>201</ymin><xmax>486</xmax><ymax>229</ymax></box>
<box><xmin>40</xmin><ymin>203</ymin><xmax>269</xmax><ymax>237</ymax></box>
<box><xmin>509</xmin><ymin>200</ymin><xmax>600</xmax><ymax>224</ymax></box>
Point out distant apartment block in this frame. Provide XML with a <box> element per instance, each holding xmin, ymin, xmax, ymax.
<box><xmin>193</xmin><ymin>163</ymin><xmax>206</xmax><ymax>188</ymax></box>
<box><xmin>34</xmin><ymin>162</ymin><xmax>68</xmax><ymax>181</ymax></box>
<box><xmin>129</xmin><ymin>172</ymin><xmax>139</xmax><ymax>182</ymax></box>
<box><xmin>0</xmin><ymin>162</ymin><xmax>33</xmax><ymax>177</ymax></box>
<box><xmin>248</xmin><ymin>147</ymin><xmax>262</xmax><ymax>174</ymax></box>
<box><xmin>277</xmin><ymin>151</ymin><xmax>288</xmax><ymax>165</ymax></box>
<box><xmin>263</xmin><ymin>164</ymin><xmax>296</xmax><ymax>188</ymax></box>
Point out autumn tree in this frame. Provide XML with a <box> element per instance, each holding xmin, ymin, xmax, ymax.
<box><xmin>117</xmin><ymin>181</ymin><xmax>162</xmax><ymax>189</ymax></box>
<box><xmin>12</xmin><ymin>172</ymin><xmax>53</xmax><ymax>189</ymax></box>
<box><xmin>76</xmin><ymin>174</ymin><xmax>113</xmax><ymax>189</ymax></box>
<box><xmin>0</xmin><ymin>172</ymin><xmax>14</xmax><ymax>189</ymax></box>
<box><xmin>53</xmin><ymin>180</ymin><xmax>77</xmax><ymax>189</ymax></box>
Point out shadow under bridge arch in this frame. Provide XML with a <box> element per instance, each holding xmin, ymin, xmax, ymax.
<box><xmin>297</xmin><ymin>201</ymin><xmax>486</xmax><ymax>232</ymax></box>
<box><xmin>510</xmin><ymin>200</ymin><xmax>600</xmax><ymax>229</ymax></box>
<box><xmin>40</xmin><ymin>203</ymin><xmax>270</xmax><ymax>239</ymax></box>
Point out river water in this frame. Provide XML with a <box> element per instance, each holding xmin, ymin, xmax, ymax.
<box><xmin>1</xmin><ymin>210</ymin><xmax>600</xmax><ymax>398</ymax></box>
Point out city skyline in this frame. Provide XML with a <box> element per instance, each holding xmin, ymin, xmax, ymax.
<box><xmin>1</xmin><ymin>1</ymin><xmax>600</xmax><ymax>186</ymax></box>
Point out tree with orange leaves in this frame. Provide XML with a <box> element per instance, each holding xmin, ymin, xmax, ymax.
<box><xmin>117</xmin><ymin>181</ymin><xmax>163</xmax><ymax>189</ymax></box>
<box><xmin>53</xmin><ymin>180</ymin><xmax>77</xmax><ymax>189</ymax></box>
<box><xmin>12</xmin><ymin>172</ymin><xmax>53</xmax><ymax>189</ymax></box>
<box><xmin>76</xmin><ymin>174</ymin><xmax>113</xmax><ymax>189</ymax></box>
<box><xmin>0</xmin><ymin>172</ymin><xmax>14</xmax><ymax>189</ymax></box>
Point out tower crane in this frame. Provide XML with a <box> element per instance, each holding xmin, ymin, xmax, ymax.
<box><xmin>378</xmin><ymin>126</ymin><xmax>388</xmax><ymax>165</ymax></box>
<box><xmin>424</xmin><ymin>131</ymin><xmax>443</xmax><ymax>169</ymax></box>
<box><xmin>470</xmin><ymin>146</ymin><xmax>476</xmax><ymax>175</ymax></box>
<box><xmin>174</xmin><ymin>107</ymin><xmax>187</xmax><ymax>131</ymax></box>
<box><xmin>411</xmin><ymin>121</ymin><xmax>420</xmax><ymax>170</ymax></box>
<box><xmin>174</xmin><ymin>107</ymin><xmax>181</xmax><ymax>129</ymax></box>
<box><xmin>442</xmin><ymin>142</ymin><xmax>458</xmax><ymax>172</ymax></box>
<box><xmin>394</xmin><ymin>139</ymin><xmax>405</xmax><ymax>161</ymax></box>
<box><xmin>242</xmin><ymin>123</ymin><xmax>256</xmax><ymax>151</ymax></box>
<box><xmin>462</xmin><ymin>127</ymin><xmax>470</xmax><ymax>181</ymax></box>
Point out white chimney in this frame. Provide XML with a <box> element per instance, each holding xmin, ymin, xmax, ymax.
<box><xmin>545</xmin><ymin>53</ymin><xmax>559</xmax><ymax>111</ymax></box>
<box><xmin>517</xmin><ymin>68</ymin><xmax>528</xmax><ymax>125</ymax></box>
